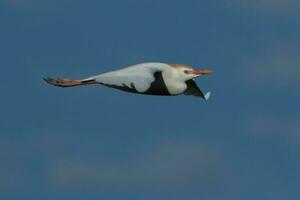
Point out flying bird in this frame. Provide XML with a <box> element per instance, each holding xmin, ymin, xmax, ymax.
<box><xmin>44</xmin><ymin>62</ymin><xmax>213</xmax><ymax>100</ymax></box>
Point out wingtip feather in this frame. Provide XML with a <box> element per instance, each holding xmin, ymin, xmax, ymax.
<box><xmin>204</xmin><ymin>91</ymin><xmax>211</xmax><ymax>100</ymax></box>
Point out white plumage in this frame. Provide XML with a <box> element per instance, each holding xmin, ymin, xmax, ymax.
<box><xmin>91</xmin><ymin>63</ymin><xmax>163</xmax><ymax>93</ymax></box>
<box><xmin>44</xmin><ymin>62</ymin><xmax>213</xmax><ymax>100</ymax></box>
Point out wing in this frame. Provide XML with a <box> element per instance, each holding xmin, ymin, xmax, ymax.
<box><xmin>184</xmin><ymin>79</ymin><xmax>211</xmax><ymax>100</ymax></box>
<box><xmin>92</xmin><ymin>65</ymin><xmax>159</xmax><ymax>93</ymax></box>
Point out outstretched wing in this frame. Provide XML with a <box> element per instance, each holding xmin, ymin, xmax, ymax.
<box><xmin>184</xmin><ymin>79</ymin><xmax>211</xmax><ymax>100</ymax></box>
<box><xmin>92</xmin><ymin>65</ymin><xmax>159</xmax><ymax>93</ymax></box>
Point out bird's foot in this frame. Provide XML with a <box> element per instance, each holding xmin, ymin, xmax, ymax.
<box><xmin>43</xmin><ymin>77</ymin><xmax>81</xmax><ymax>87</ymax></box>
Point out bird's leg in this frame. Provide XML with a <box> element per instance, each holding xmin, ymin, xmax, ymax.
<box><xmin>43</xmin><ymin>77</ymin><xmax>97</xmax><ymax>87</ymax></box>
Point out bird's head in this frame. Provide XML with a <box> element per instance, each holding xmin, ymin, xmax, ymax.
<box><xmin>170</xmin><ymin>64</ymin><xmax>213</xmax><ymax>81</ymax></box>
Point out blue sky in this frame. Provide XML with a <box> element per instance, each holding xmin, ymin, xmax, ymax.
<box><xmin>1</xmin><ymin>0</ymin><xmax>300</xmax><ymax>199</ymax></box>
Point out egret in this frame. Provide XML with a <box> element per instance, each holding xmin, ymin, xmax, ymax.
<box><xmin>44</xmin><ymin>62</ymin><xmax>213</xmax><ymax>100</ymax></box>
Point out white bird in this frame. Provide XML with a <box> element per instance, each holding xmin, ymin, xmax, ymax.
<box><xmin>44</xmin><ymin>62</ymin><xmax>213</xmax><ymax>100</ymax></box>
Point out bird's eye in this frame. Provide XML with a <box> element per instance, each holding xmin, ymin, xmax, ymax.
<box><xmin>184</xmin><ymin>70</ymin><xmax>190</xmax><ymax>74</ymax></box>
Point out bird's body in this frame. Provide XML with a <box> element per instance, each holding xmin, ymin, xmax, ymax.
<box><xmin>44</xmin><ymin>62</ymin><xmax>213</xmax><ymax>100</ymax></box>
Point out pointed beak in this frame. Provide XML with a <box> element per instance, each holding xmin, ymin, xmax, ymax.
<box><xmin>191</xmin><ymin>69</ymin><xmax>214</xmax><ymax>75</ymax></box>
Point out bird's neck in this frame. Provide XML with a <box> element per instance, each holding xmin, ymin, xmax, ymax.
<box><xmin>162</xmin><ymin>69</ymin><xmax>187</xmax><ymax>95</ymax></box>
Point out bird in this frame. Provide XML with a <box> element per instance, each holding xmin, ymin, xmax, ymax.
<box><xmin>43</xmin><ymin>62</ymin><xmax>213</xmax><ymax>100</ymax></box>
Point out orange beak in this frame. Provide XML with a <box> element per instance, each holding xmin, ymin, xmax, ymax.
<box><xmin>191</xmin><ymin>69</ymin><xmax>214</xmax><ymax>75</ymax></box>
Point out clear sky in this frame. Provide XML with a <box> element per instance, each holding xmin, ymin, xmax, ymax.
<box><xmin>1</xmin><ymin>0</ymin><xmax>300</xmax><ymax>199</ymax></box>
